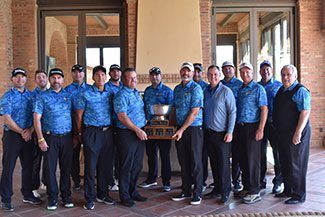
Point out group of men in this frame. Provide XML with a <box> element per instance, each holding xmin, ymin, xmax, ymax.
<box><xmin>0</xmin><ymin>59</ymin><xmax>311</xmax><ymax>212</ymax></box>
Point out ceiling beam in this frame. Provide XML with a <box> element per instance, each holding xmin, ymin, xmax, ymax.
<box><xmin>94</xmin><ymin>15</ymin><xmax>108</xmax><ymax>29</ymax></box>
<box><xmin>220</xmin><ymin>14</ymin><xmax>235</xmax><ymax>27</ymax></box>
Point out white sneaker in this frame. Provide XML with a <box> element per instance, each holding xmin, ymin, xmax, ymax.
<box><xmin>243</xmin><ymin>193</ymin><xmax>261</xmax><ymax>204</ymax></box>
<box><xmin>108</xmin><ymin>184</ymin><xmax>119</xmax><ymax>191</ymax></box>
<box><xmin>40</xmin><ymin>183</ymin><xmax>47</xmax><ymax>191</ymax></box>
<box><xmin>32</xmin><ymin>190</ymin><xmax>41</xmax><ymax>198</ymax></box>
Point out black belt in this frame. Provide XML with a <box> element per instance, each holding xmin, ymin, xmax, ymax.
<box><xmin>237</xmin><ymin>122</ymin><xmax>258</xmax><ymax>126</ymax></box>
<box><xmin>85</xmin><ymin>125</ymin><xmax>111</xmax><ymax>131</ymax></box>
<box><xmin>43</xmin><ymin>131</ymin><xmax>71</xmax><ymax>137</ymax></box>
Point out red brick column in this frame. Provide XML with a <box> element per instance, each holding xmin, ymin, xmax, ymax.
<box><xmin>298</xmin><ymin>0</ymin><xmax>325</xmax><ymax>147</ymax></box>
<box><xmin>12</xmin><ymin>0</ymin><xmax>38</xmax><ymax>90</ymax></box>
<box><xmin>126</xmin><ymin>0</ymin><xmax>137</xmax><ymax>67</ymax></box>
<box><xmin>200</xmin><ymin>0</ymin><xmax>212</xmax><ymax>71</ymax></box>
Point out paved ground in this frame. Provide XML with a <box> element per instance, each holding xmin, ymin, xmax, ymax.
<box><xmin>1</xmin><ymin>147</ymin><xmax>325</xmax><ymax>216</ymax></box>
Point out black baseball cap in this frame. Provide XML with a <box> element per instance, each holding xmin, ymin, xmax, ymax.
<box><xmin>49</xmin><ymin>68</ymin><xmax>64</xmax><ymax>77</ymax></box>
<box><xmin>11</xmin><ymin>68</ymin><xmax>27</xmax><ymax>77</ymax></box>
<box><xmin>109</xmin><ymin>64</ymin><xmax>121</xmax><ymax>72</ymax></box>
<box><xmin>71</xmin><ymin>64</ymin><xmax>84</xmax><ymax>72</ymax></box>
<box><xmin>149</xmin><ymin>67</ymin><xmax>161</xmax><ymax>75</ymax></box>
<box><xmin>193</xmin><ymin>63</ymin><xmax>203</xmax><ymax>71</ymax></box>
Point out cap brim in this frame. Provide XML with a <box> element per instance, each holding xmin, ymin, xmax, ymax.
<box><xmin>12</xmin><ymin>72</ymin><xmax>27</xmax><ymax>77</ymax></box>
<box><xmin>50</xmin><ymin>72</ymin><xmax>64</xmax><ymax>77</ymax></box>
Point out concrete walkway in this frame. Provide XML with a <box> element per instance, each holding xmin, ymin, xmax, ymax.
<box><xmin>1</xmin><ymin>147</ymin><xmax>325</xmax><ymax>216</ymax></box>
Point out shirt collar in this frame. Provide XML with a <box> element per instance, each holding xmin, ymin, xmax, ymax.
<box><xmin>207</xmin><ymin>82</ymin><xmax>221</xmax><ymax>93</ymax></box>
<box><xmin>11</xmin><ymin>87</ymin><xmax>27</xmax><ymax>94</ymax></box>
<box><xmin>92</xmin><ymin>84</ymin><xmax>108</xmax><ymax>92</ymax></box>
<box><xmin>151</xmin><ymin>82</ymin><xmax>163</xmax><ymax>90</ymax></box>
<box><xmin>108</xmin><ymin>80</ymin><xmax>123</xmax><ymax>87</ymax></box>
<box><xmin>259</xmin><ymin>78</ymin><xmax>274</xmax><ymax>86</ymax></box>
<box><xmin>285</xmin><ymin>80</ymin><xmax>299</xmax><ymax>91</ymax></box>
<box><xmin>123</xmin><ymin>85</ymin><xmax>137</xmax><ymax>93</ymax></box>
<box><xmin>181</xmin><ymin>79</ymin><xmax>194</xmax><ymax>88</ymax></box>
<box><xmin>72</xmin><ymin>81</ymin><xmax>87</xmax><ymax>88</ymax></box>
<box><xmin>49</xmin><ymin>87</ymin><xmax>64</xmax><ymax>94</ymax></box>
<box><xmin>243</xmin><ymin>80</ymin><xmax>255</xmax><ymax>88</ymax></box>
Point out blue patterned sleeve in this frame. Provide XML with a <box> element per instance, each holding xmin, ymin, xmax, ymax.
<box><xmin>257</xmin><ymin>86</ymin><xmax>268</xmax><ymax>107</ymax></box>
<box><xmin>166</xmin><ymin>88</ymin><xmax>174</xmax><ymax>105</ymax></box>
<box><xmin>33</xmin><ymin>95</ymin><xmax>44</xmax><ymax>115</ymax></box>
<box><xmin>74</xmin><ymin>92</ymin><xmax>86</xmax><ymax>110</ymax></box>
<box><xmin>0</xmin><ymin>93</ymin><xmax>11</xmax><ymax>115</ymax></box>
<box><xmin>113</xmin><ymin>92</ymin><xmax>128</xmax><ymax>114</ymax></box>
<box><xmin>293</xmin><ymin>87</ymin><xmax>311</xmax><ymax>111</ymax></box>
<box><xmin>190</xmin><ymin>85</ymin><xmax>204</xmax><ymax>108</ymax></box>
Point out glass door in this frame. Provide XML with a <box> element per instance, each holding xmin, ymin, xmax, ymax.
<box><xmin>39</xmin><ymin>10</ymin><xmax>125</xmax><ymax>84</ymax></box>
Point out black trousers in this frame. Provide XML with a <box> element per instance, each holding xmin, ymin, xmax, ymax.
<box><xmin>70</xmin><ymin>142</ymin><xmax>81</xmax><ymax>185</ymax></box>
<box><xmin>43</xmin><ymin>133</ymin><xmax>73</xmax><ymax>201</ymax></box>
<box><xmin>117</xmin><ymin>128</ymin><xmax>144</xmax><ymax>201</ymax></box>
<box><xmin>237</xmin><ymin>123</ymin><xmax>261</xmax><ymax>194</ymax></box>
<box><xmin>31</xmin><ymin>143</ymin><xmax>46</xmax><ymax>190</ymax></box>
<box><xmin>205</xmin><ymin>130</ymin><xmax>232</xmax><ymax>195</ymax></box>
<box><xmin>231</xmin><ymin>126</ymin><xmax>241</xmax><ymax>186</ymax></box>
<box><xmin>0</xmin><ymin>130</ymin><xmax>35</xmax><ymax>203</ymax></box>
<box><xmin>202</xmin><ymin>136</ymin><xmax>209</xmax><ymax>185</ymax></box>
<box><xmin>83</xmin><ymin>127</ymin><xmax>114</xmax><ymax>202</ymax></box>
<box><xmin>175</xmin><ymin>126</ymin><xmax>203</xmax><ymax>197</ymax></box>
<box><xmin>109</xmin><ymin>128</ymin><xmax>119</xmax><ymax>186</ymax></box>
<box><xmin>260</xmin><ymin>122</ymin><xmax>282</xmax><ymax>187</ymax></box>
<box><xmin>145</xmin><ymin>139</ymin><xmax>171</xmax><ymax>186</ymax></box>
<box><xmin>277</xmin><ymin>125</ymin><xmax>310</xmax><ymax>201</ymax></box>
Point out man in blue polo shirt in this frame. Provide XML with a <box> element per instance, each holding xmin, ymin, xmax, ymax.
<box><xmin>273</xmin><ymin>64</ymin><xmax>311</xmax><ymax>204</ymax></box>
<box><xmin>34</xmin><ymin>68</ymin><xmax>74</xmax><ymax>211</ymax></box>
<box><xmin>203</xmin><ymin>65</ymin><xmax>236</xmax><ymax>204</ymax></box>
<box><xmin>221</xmin><ymin>61</ymin><xmax>243</xmax><ymax>193</ymax></box>
<box><xmin>193</xmin><ymin>63</ymin><xmax>209</xmax><ymax>191</ymax></box>
<box><xmin>31</xmin><ymin>69</ymin><xmax>48</xmax><ymax>199</ymax></box>
<box><xmin>105</xmin><ymin>64</ymin><xmax>123</xmax><ymax>192</ymax></box>
<box><xmin>0</xmin><ymin>68</ymin><xmax>42</xmax><ymax>212</ymax></box>
<box><xmin>258</xmin><ymin>60</ymin><xmax>283</xmax><ymax>194</ymax></box>
<box><xmin>236</xmin><ymin>62</ymin><xmax>268</xmax><ymax>204</ymax></box>
<box><xmin>75</xmin><ymin>65</ymin><xmax>116</xmax><ymax>210</ymax></box>
<box><xmin>65</xmin><ymin>64</ymin><xmax>91</xmax><ymax>191</ymax></box>
<box><xmin>113</xmin><ymin>68</ymin><xmax>147</xmax><ymax>207</ymax></box>
<box><xmin>139</xmin><ymin>67</ymin><xmax>173</xmax><ymax>192</ymax></box>
<box><xmin>171</xmin><ymin>62</ymin><xmax>204</xmax><ymax>205</ymax></box>
<box><xmin>193</xmin><ymin>63</ymin><xmax>208</xmax><ymax>91</ymax></box>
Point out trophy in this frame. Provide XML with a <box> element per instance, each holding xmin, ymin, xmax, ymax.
<box><xmin>144</xmin><ymin>104</ymin><xmax>176</xmax><ymax>139</ymax></box>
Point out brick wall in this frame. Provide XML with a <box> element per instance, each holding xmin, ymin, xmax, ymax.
<box><xmin>0</xmin><ymin>0</ymin><xmax>13</xmax><ymax>93</ymax></box>
<box><xmin>298</xmin><ymin>0</ymin><xmax>325</xmax><ymax>146</ymax></box>
<box><xmin>200</xmin><ymin>0</ymin><xmax>212</xmax><ymax>71</ymax></box>
<box><xmin>0</xmin><ymin>0</ymin><xmax>13</xmax><ymax>149</ymax></box>
<box><xmin>12</xmin><ymin>0</ymin><xmax>37</xmax><ymax>90</ymax></box>
<box><xmin>126</xmin><ymin>0</ymin><xmax>137</xmax><ymax>67</ymax></box>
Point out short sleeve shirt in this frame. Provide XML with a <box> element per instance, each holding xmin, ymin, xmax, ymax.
<box><xmin>174</xmin><ymin>80</ymin><xmax>203</xmax><ymax>126</ymax></box>
<box><xmin>237</xmin><ymin>81</ymin><xmax>268</xmax><ymax>123</ymax></box>
<box><xmin>113</xmin><ymin>86</ymin><xmax>146</xmax><ymax>129</ymax></box>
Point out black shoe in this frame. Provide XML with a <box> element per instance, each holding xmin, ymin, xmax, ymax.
<box><xmin>171</xmin><ymin>193</ymin><xmax>191</xmax><ymax>201</ymax></box>
<box><xmin>275</xmin><ymin>192</ymin><xmax>291</xmax><ymax>198</ymax></box>
<box><xmin>220</xmin><ymin>193</ymin><xmax>230</xmax><ymax>204</ymax></box>
<box><xmin>97</xmin><ymin>196</ymin><xmax>116</xmax><ymax>205</ymax></box>
<box><xmin>272</xmin><ymin>185</ymin><xmax>283</xmax><ymax>194</ymax></box>
<box><xmin>131</xmin><ymin>194</ymin><xmax>147</xmax><ymax>202</ymax></box>
<box><xmin>23</xmin><ymin>195</ymin><xmax>42</xmax><ymax>205</ymax></box>
<box><xmin>285</xmin><ymin>197</ymin><xmax>305</xmax><ymax>204</ymax></box>
<box><xmin>233</xmin><ymin>183</ymin><xmax>243</xmax><ymax>193</ymax></box>
<box><xmin>47</xmin><ymin>200</ymin><xmax>58</xmax><ymax>211</ymax></box>
<box><xmin>203</xmin><ymin>191</ymin><xmax>220</xmax><ymax>199</ymax></box>
<box><xmin>190</xmin><ymin>195</ymin><xmax>202</xmax><ymax>205</ymax></box>
<box><xmin>2</xmin><ymin>202</ymin><xmax>14</xmax><ymax>212</ymax></box>
<box><xmin>121</xmin><ymin>199</ymin><xmax>135</xmax><ymax>207</ymax></box>
<box><xmin>234</xmin><ymin>190</ymin><xmax>248</xmax><ymax>198</ymax></box>
<box><xmin>62</xmin><ymin>197</ymin><xmax>74</xmax><ymax>208</ymax></box>
<box><xmin>73</xmin><ymin>183</ymin><xmax>81</xmax><ymax>191</ymax></box>
<box><xmin>83</xmin><ymin>201</ymin><xmax>95</xmax><ymax>210</ymax></box>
